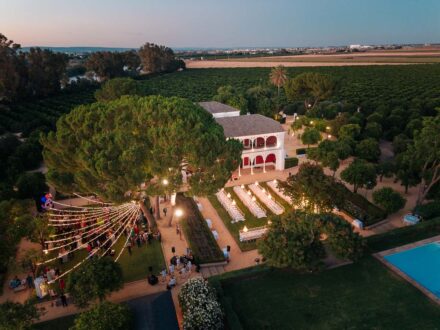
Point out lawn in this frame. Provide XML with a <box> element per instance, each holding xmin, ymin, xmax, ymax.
<box><xmin>208</xmin><ymin>183</ymin><xmax>293</xmax><ymax>251</ymax></box>
<box><xmin>44</xmin><ymin>236</ymin><xmax>165</xmax><ymax>284</ymax></box>
<box><xmin>208</xmin><ymin>187</ymin><xmax>269</xmax><ymax>252</ymax></box>
<box><xmin>213</xmin><ymin>257</ymin><xmax>440</xmax><ymax>329</ymax></box>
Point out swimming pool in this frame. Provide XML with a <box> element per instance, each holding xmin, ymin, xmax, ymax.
<box><xmin>384</xmin><ymin>242</ymin><xmax>440</xmax><ymax>298</ymax></box>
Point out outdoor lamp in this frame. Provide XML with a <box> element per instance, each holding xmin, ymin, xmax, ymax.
<box><xmin>243</xmin><ymin>226</ymin><xmax>248</xmax><ymax>233</ymax></box>
<box><xmin>232</xmin><ymin>200</ymin><xmax>236</xmax><ymax>205</ymax></box>
<box><xmin>326</xmin><ymin>126</ymin><xmax>331</xmax><ymax>131</ymax></box>
<box><xmin>310</xmin><ymin>120</ymin><xmax>314</xmax><ymax>125</ymax></box>
<box><xmin>227</xmin><ymin>193</ymin><xmax>231</xmax><ymax>198</ymax></box>
<box><xmin>43</xmin><ymin>249</ymin><xmax>48</xmax><ymax>255</ymax></box>
<box><xmin>267</xmin><ymin>219</ymin><xmax>272</xmax><ymax>225</ymax></box>
<box><xmin>252</xmin><ymin>196</ymin><xmax>256</xmax><ymax>202</ymax></box>
<box><xmin>247</xmin><ymin>190</ymin><xmax>252</xmax><ymax>195</ymax></box>
<box><xmin>174</xmin><ymin>208</ymin><xmax>183</xmax><ymax>217</ymax></box>
<box><xmin>255</xmin><ymin>181</ymin><xmax>259</xmax><ymax>185</ymax></box>
<box><xmin>162</xmin><ymin>179</ymin><xmax>169</xmax><ymax>186</ymax></box>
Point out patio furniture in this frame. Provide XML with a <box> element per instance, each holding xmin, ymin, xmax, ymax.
<box><xmin>403</xmin><ymin>214</ymin><xmax>420</xmax><ymax>225</ymax></box>
<box><xmin>211</xmin><ymin>230</ymin><xmax>219</xmax><ymax>240</ymax></box>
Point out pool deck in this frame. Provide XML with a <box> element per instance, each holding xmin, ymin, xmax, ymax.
<box><xmin>374</xmin><ymin>235</ymin><xmax>440</xmax><ymax>305</ymax></box>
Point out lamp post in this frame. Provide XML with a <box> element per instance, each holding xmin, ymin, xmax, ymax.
<box><xmin>169</xmin><ymin>208</ymin><xmax>183</xmax><ymax>227</ymax></box>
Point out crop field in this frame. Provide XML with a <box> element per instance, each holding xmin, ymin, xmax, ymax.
<box><xmin>139</xmin><ymin>65</ymin><xmax>440</xmax><ymax>105</ymax></box>
<box><xmin>186</xmin><ymin>50</ymin><xmax>440</xmax><ymax>68</ymax></box>
<box><xmin>0</xmin><ymin>88</ymin><xmax>96</xmax><ymax>135</ymax></box>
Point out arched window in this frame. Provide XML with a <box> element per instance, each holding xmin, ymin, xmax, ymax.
<box><xmin>243</xmin><ymin>139</ymin><xmax>251</xmax><ymax>149</ymax></box>
<box><xmin>265</xmin><ymin>154</ymin><xmax>276</xmax><ymax>164</ymax></box>
<box><xmin>266</xmin><ymin>136</ymin><xmax>277</xmax><ymax>148</ymax></box>
<box><xmin>243</xmin><ymin>157</ymin><xmax>249</xmax><ymax>166</ymax></box>
<box><xmin>254</xmin><ymin>137</ymin><xmax>265</xmax><ymax>149</ymax></box>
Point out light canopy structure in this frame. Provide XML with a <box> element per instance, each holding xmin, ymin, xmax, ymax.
<box><xmin>40</xmin><ymin>196</ymin><xmax>141</xmax><ymax>282</ymax></box>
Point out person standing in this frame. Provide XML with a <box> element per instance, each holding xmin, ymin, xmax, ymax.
<box><xmin>126</xmin><ymin>241</ymin><xmax>132</xmax><ymax>255</ymax></box>
<box><xmin>60</xmin><ymin>293</ymin><xmax>68</xmax><ymax>307</ymax></box>
<box><xmin>59</xmin><ymin>278</ymin><xmax>65</xmax><ymax>293</ymax></box>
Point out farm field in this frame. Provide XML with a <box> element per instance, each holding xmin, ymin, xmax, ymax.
<box><xmin>186</xmin><ymin>50</ymin><xmax>440</xmax><ymax>68</ymax></box>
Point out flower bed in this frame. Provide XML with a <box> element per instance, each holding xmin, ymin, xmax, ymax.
<box><xmin>178</xmin><ymin>277</ymin><xmax>223</xmax><ymax>330</ymax></box>
<box><xmin>176</xmin><ymin>194</ymin><xmax>225</xmax><ymax>264</ymax></box>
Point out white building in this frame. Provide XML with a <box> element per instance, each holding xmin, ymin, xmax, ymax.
<box><xmin>199</xmin><ymin>101</ymin><xmax>286</xmax><ymax>176</ymax></box>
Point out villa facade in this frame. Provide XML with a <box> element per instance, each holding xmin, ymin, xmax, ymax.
<box><xmin>199</xmin><ymin>101</ymin><xmax>286</xmax><ymax>176</ymax></box>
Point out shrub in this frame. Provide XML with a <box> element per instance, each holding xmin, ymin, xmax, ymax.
<box><xmin>414</xmin><ymin>202</ymin><xmax>440</xmax><ymax>220</ymax></box>
<box><xmin>15</xmin><ymin>172</ymin><xmax>48</xmax><ymax>199</ymax></box>
<box><xmin>71</xmin><ymin>302</ymin><xmax>132</xmax><ymax>330</ymax></box>
<box><xmin>372</xmin><ymin>187</ymin><xmax>406</xmax><ymax>214</ymax></box>
<box><xmin>94</xmin><ymin>77</ymin><xmax>142</xmax><ymax>102</ymax></box>
<box><xmin>178</xmin><ymin>278</ymin><xmax>223</xmax><ymax>330</ymax></box>
<box><xmin>284</xmin><ymin>157</ymin><xmax>299</xmax><ymax>169</ymax></box>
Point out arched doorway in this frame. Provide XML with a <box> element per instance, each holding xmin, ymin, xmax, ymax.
<box><xmin>265</xmin><ymin>154</ymin><xmax>276</xmax><ymax>164</ymax></box>
<box><xmin>254</xmin><ymin>155</ymin><xmax>264</xmax><ymax>165</ymax></box>
<box><xmin>242</xmin><ymin>157</ymin><xmax>250</xmax><ymax>168</ymax></box>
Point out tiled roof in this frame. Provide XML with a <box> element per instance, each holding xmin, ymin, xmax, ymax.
<box><xmin>198</xmin><ymin>101</ymin><xmax>240</xmax><ymax>114</ymax></box>
<box><xmin>215</xmin><ymin>114</ymin><xmax>284</xmax><ymax>137</ymax></box>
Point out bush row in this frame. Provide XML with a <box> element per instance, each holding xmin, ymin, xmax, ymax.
<box><xmin>176</xmin><ymin>193</ymin><xmax>225</xmax><ymax>264</ymax></box>
<box><xmin>334</xmin><ymin>183</ymin><xmax>387</xmax><ymax>226</ymax></box>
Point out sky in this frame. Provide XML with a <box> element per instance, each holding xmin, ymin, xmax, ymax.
<box><xmin>1</xmin><ymin>0</ymin><xmax>439</xmax><ymax>48</ymax></box>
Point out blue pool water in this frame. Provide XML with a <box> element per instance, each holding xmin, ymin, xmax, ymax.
<box><xmin>384</xmin><ymin>242</ymin><xmax>440</xmax><ymax>298</ymax></box>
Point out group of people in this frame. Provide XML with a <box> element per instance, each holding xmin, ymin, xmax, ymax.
<box><xmin>164</xmin><ymin>251</ymin><xmax>197</xmax><ymax>290</ymax></box>
<box><xmin>9</xmin><ymin>274</ymin><xmax>33</xmax><ymax>290</ymax></box>
<box><xmin>125</xmin><ymin>223</ymin><xmax>161</xmax><ymax>255</ymax></box>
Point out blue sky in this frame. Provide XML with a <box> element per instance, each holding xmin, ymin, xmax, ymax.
<box><xmin>1</xmin><ymin>0</ymin><xmax>439</xmax><ymax>47</ymax></box>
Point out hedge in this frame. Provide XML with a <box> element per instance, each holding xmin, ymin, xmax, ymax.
<box><xmin>284</xmin><ymin>157</ymin><xmax>299</xmax><ymax>169</ymax></box>
<box><xmin>334</xmin><ymin>183</ymin><xmax>387</xmax><ymax>226</ymax></box>
<box><xmin>366</xmin><ymin>217</ymin><xmax>440</xmax><ymax>253</ymax></box>
<box><xmin>414</xmin><ymin>201</ymin><xmax>440</xmax><ymax>220</ymax></box>
<box><xmin>176</xmin><ymin>193</ymin><xmax>225</xmax><ymax>264</ymax></box>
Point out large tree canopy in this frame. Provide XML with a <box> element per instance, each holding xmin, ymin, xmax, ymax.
<box><xmin>284</xmin><ymin>72</ymin><xmax>337</xmax><ymax>109</ymax></box>
<box><xmin>41</xmin><ymin>95</ymin><xmax>242</xmax><ymax>203</ymax></box>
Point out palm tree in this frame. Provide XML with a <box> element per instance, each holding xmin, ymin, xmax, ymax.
<box><xmin>269</xmin><ymin>65</ymin><xmax>287</xmax><ymax>98</ymax></box>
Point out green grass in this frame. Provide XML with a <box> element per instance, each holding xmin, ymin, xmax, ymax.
<box><xmin>44</xmin><ymin>236</ymin><xmax>165</xmax><ymax>284</ymax></box>
<box><xmin>213</xmin><ymin>257</ymin><xmax>440</xmax><ymax>329</ymax></box>
<box><xmin>207</xmin><ymin>187</ymin><xmax>269</xmax><ymax>252</ymax></box>
<box><xmin>208</xmin><ymin>184</ymin><xmax>294</xmax><ymax>251</ymax></box>
<box><xmin>259</xmin><ymin>181</ymin><xmax>292</xmax><ymax>211</ymax></box>
<box><xmin>115</xmin><ymin>239</ymin><xmax>165</xmax><ymax>282</ymax></box>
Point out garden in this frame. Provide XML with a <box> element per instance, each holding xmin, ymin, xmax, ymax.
<box><xmin>176</xmin><ymin>193</ymin><xmax>225</xmax><ymax>264</ymax></box>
